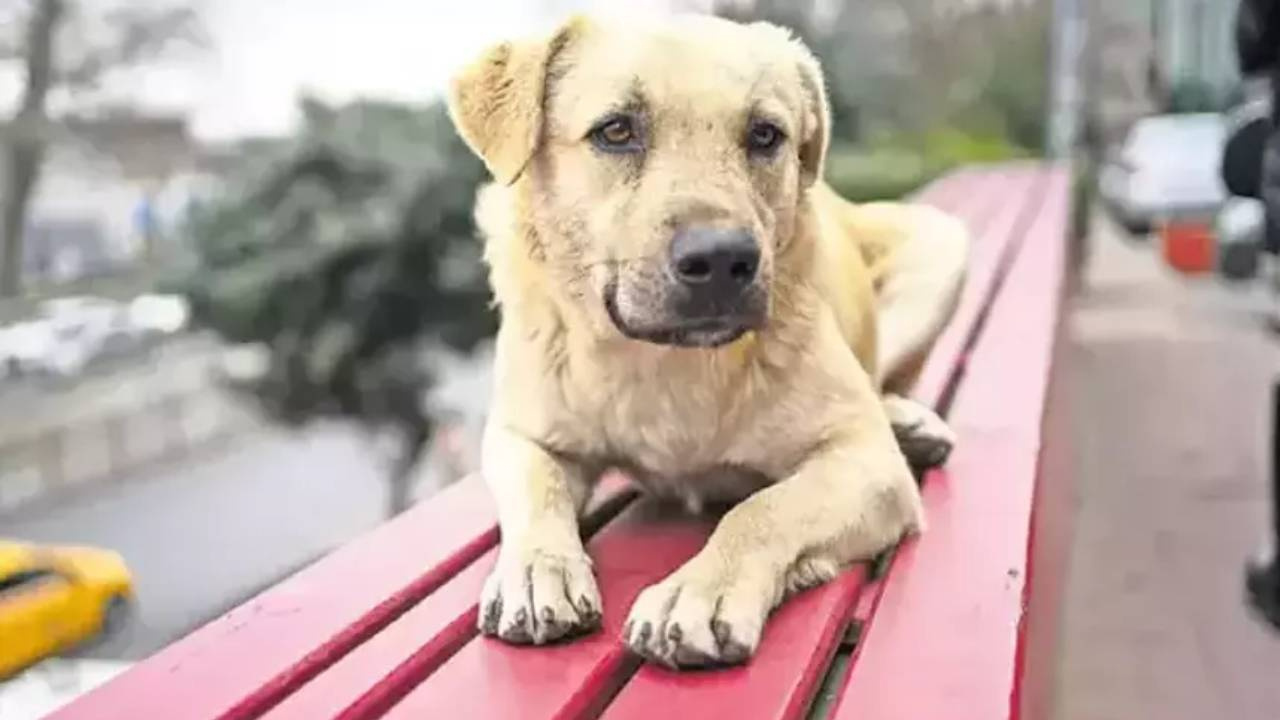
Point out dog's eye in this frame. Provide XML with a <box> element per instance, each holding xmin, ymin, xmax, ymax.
<box><xmin>589</xmin><ymin>116</ymin><xmax>640</xmax><ymax>153</ymax></box>
<box><xmin>746</xmin><ymin>120</ymin><xmax>784</xmax><ymax>154</ymax></box>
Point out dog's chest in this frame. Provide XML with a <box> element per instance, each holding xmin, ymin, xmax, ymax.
<box><xmin>564</xmin><ymin>356</ymin><xmax>783</xmax><ymax>499</ymax></box>
<box><xmin>591</xmin><ymin>373</ymin><xmax>729</xmax><ymax>471</ymax></box>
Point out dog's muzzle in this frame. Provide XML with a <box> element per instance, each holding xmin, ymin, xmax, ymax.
<box><xmin>605</xmin><ymin>226</ymin><xmax>767</xmax><ymax>348</ymax></box>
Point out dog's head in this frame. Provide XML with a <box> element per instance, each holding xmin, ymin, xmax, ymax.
<box><xmin>448</xmin><ymin>14</ymin><xmax>829</xmax><ymax>347</ymax></box>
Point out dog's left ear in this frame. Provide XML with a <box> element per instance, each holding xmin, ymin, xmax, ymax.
<box><xmin>792</xmin><ymin>43</ymin><xmax>830</xmax><ymax>188</ymax></box>
<box><xmin>447</xmin><ymin>18</ymin><xmax>587</xmax><ymax>184</ymax></box>
<box><xmin>751</xmin><ymin>23</ymin><xmax>831</xmax><ymax>188</ymax></box>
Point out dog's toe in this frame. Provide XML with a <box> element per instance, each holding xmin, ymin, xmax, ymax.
<box><xmin>623</xmin><ymin>567</ymin><xmax>769</xmax><ymax>669</ymax></box>
<box><xmin>479</xmin><ymin>549</ymin><xmax>602</xmax><ymax>645</ymax></box>
<box><xmin>885</xmin><ymin>395</ymin><xmax>956</xmax><ymax>472</ymax></box>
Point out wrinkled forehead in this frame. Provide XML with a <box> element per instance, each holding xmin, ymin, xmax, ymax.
<box><xmin>547</xmin><ymin>18</ymin><xmax>804</xmax><ymax>138</ymax></box>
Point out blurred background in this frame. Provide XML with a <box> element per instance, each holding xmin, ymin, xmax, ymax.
<box><xmin>1</xmin><ymin>0</ymin><xmax>1277</xmax><ymax>717</ymax></box>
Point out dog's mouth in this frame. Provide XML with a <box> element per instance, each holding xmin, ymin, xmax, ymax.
<box><xmin>604</xmin><ymin>291</ymin><xmax>762</xmax><ymax>348</ymax></box>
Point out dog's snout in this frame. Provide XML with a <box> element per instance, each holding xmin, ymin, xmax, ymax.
<box><xmin>669</xmin><ymin>227</ymin><xmax>760</xmax><ymax>291</ymax></box>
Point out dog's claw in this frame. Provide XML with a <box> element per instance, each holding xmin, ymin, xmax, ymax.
<box><xmin>478</xmin><ymin>548</ymin><xmax>602</xmax><ymax>645</ymax></box>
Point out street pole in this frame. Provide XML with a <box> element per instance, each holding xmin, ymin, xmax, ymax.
<box><xmin>1047</xmin><ymin>0</ymin><xmax>1085</xmax><ymax>158</ymax></box>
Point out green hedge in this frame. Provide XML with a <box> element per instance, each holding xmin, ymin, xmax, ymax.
<box><xmin>825</xmin><ymin>130</ymin><xmax>1030</xmax><ymax>202</ymax></box>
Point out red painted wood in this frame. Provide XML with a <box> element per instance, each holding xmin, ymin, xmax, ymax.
<box><xmin>383</xmin><ymin>500</ymin><xmax>717</xmax><ymax>720</ymax></box>
<box><xmin>1016</xmin><ymin>300</ymin><xmax>1076</xmax><ymax>720</ymax></box>
<box><xmin>49</xmin><ymin>476</ymin><xmax>502</xmax><ymax>720</ymax></box>
<box><xmin>851</xmin><ymin>576</ymin><xmax>884</xmax><ymax>625</ymax></box>
<box><xmin>261</xmin><ymin>476</ymin><xmax>636</xmax><ymax>720</ymax></box>
<box><xmin>832</xmin><ymin>166</ymin><xmax>1069</xmax><ymax>720</ymax></box>
<box><xmin>911</xmin><ymin>165</ymin><xmax>1051</xmax><ymax>409</ymax></box>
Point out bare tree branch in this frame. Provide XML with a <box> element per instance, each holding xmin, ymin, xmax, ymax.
<box><xmin>58</xmin><ymin>5</ymin><xmax>203</xmax><ymax>90</ymax></box>
<box><xmin>2</xmin><ymin>0</ymin><xmax>62</xmax><ymax>297</ymax></box>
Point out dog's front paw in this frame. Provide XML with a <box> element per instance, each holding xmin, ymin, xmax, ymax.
<box><xmin>884</xmin><ymin>394</ymin><xmax>956</xmax><ymax>471</ymax></box>
<box><xmin>623</xmin><ymin>563</ymin><xmax>774</xmax><ymax>669</ymax></box>
<box><xmin>479</xmin><ymin>546</ymin><xmax>602</xmax><ymax>645</ymax></box>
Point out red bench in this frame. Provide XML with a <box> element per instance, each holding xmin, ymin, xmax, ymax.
<box><xmin>51</xmin><ymin>163</ymin><xmax>1073</xmax><ymax>720</ymax></box>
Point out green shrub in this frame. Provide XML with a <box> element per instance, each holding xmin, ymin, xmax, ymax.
<box><xmin>825</xmin><ymin>131</ymin><xmax>1029</xmax><ymax>202</ymax></box>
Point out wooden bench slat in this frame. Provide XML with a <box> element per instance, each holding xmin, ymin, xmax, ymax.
<box><xmin>261</xmin><ymin>478</ymin><xmax>635</xmax><ymax>720</ymax></box>
<box><xmin>596</xmin><ymin>167</ymin><xmax>1025</xmax><ymax>720</ymax></box>
<box><xmin>383</xmin><ymin>502</ymin><xmax>717</xmax><ymax>720</ymax></box>
<box><xmin>50</xmin><ymin>476</ymin><xmax>503</xmax><ymax>720</ymax></box>
<box><xmin>911</xmin><ymin>164</ymin><xmax>1054</xmax><ymax>410</ymax></box>
<box><xmin>832</xmin><ymin>166</ymin><xmax>1069</xmax><ymax>720</ymax></box>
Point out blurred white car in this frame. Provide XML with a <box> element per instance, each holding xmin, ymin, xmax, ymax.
<box><xmin>7</xmin><ymin>297</ymin><xmax>134</xmax><ymax>378</ymax></box>
<box><xmin>1099</xmin><ymin>113</ymin><xmax>1230</xmax><ymax>234</ymax></box>
<box><xmin>127</xmin><ymin>294</ymin><xmax>189</xmax><ymax>336</ymax></box>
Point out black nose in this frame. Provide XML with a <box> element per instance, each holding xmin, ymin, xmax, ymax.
<box><xmin>669</xmin><ymin>227</ymin><xmax>760</xmax><ymax>291</ymax></box>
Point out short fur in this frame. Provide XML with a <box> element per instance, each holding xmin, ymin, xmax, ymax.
<box><xmin>446</xmin><ymin>13</ymin><xmax>968</xmax><ymax>668</ymax></box>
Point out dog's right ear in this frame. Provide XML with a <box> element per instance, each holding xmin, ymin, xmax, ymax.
<box><xmin>447</xmin><ymin>18</ymin><xmax>586</xmax><ymax>185</ymax></box>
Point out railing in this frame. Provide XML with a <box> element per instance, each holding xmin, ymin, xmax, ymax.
<box><xmin>0</xmin><ymin>385</ymin><xmax>254</xmax><ymax>514</ymax></box>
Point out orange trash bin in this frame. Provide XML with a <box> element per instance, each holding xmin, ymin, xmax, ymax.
<box><xmin>1159</xmin><ymin>219</ymin><xmax>1216</xmax><ymax>275</ymax></box>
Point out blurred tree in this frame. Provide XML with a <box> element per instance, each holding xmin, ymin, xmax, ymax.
<box><xmin>0</xmin><ymin>0</ymin><xmax>202</xmax><ymax>297</ymax></box>
<box><xmin>180</xmin><ymin>99</ymin><xmax>496</xmax><ymax>516</ymax></box>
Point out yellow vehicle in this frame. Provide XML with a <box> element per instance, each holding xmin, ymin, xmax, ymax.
<box><xmin>0</xmin><ymin>540</ymin><xmax>134</xmax><ymax>679</ymax></box>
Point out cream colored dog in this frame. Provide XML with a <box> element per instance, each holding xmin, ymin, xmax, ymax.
<box><xmin>446</xmin><ymin>13</ymin><xmax>968</xmax><ymax>669</ymax></box>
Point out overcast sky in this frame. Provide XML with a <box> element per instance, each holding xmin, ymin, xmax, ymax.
<box><xmin>1</xmin><ymin>0</ymin><xmax>694</xmax><ymax>141</ymax></box>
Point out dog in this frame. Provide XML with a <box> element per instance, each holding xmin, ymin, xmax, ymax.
<box><xmin>445</xmin><ymin>12</ymin><xmax>968</xmax><ymax>669</ymax></box>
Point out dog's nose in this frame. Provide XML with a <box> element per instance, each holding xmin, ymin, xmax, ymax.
<box><xmin>669</xmin><ymin>227</ymin><xmax>760</xmax><ymax>292</ymax></box>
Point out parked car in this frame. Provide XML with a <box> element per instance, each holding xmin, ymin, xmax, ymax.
<box><xmin>127</xmin><ymin>293</ymin><xmax>189</xmax><ymax>336</ymax></box>
<box><xmin>1099</xmin><ymin>113</ymin><xmax>1230</xmax><ymax>234</ymax></box>
<box><xmin>6</xmin><ymin>297</ymin><xmax>136</xmax><ymax>378</ymax></box>
<box><xmin>0</xmin><ymin>540</ymin><xmax>134</xmax><ymax>680</ymax></box>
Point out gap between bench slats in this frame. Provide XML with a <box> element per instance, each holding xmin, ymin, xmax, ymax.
<box><xmin>832</xmin><ymin>166</ymin><xmax>1069</xmax><ymax>720</ymax></box>
<box><xmin>600</xmin><ymin>166</ymin><xmax>1046</xmax><ymax>720</ymax></box>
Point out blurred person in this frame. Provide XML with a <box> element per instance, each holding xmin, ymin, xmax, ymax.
<box><xmin>1238</xmin><ymin>0</ymin><xmax>1280</xmax><ymax>630</ymax></box>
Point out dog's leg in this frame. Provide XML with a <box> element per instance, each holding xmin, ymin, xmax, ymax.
<box><xmin>478</xmin><ymin>424</ymin><xmax>602</xmax><ymax>644</ymax></box>
<box><xmin>884</xmin><ymin>393</ymin><xmax>956</xmax><ymax>473</ymax></box>
<box><xmin>872</xmin><ymin>204</ymin><xmax>968</xmax><ymax>395</ymax></box>
<box><xmin>623</xmin><ymin>425</ymin><xmax>921</xmax><ymax>668</ymax></box>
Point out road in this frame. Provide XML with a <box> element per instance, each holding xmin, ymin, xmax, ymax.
<box><xmin>6</xmin><ymin>423</ymin><xmax>393</xmax><ymax>661</ymax></box>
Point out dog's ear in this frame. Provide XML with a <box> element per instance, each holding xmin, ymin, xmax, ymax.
<box><xmin>747</xmin><ymin>22</ymin><xmax>829</xmax><ymax>187</ymax></box>
<box><xmin>447</xmin><ymin>18</ymin><xmax>586</xmax><ymax>184</ymax></box>
<box><xmin>792</xmin><ymin>43</ymin><xmax>830</xmax><ymax>188</ymax></box>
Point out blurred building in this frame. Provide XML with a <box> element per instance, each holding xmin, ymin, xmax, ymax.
<box><xmin>14</xmin><ymin>111</ymin><xmax>223</xmax><ymax>286</ymax></box>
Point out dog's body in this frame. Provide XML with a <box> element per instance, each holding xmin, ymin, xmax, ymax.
<box><xmin>447</xmin><ymin>13</ymin><xmax>968</xmax><ymax>668</ymax></box>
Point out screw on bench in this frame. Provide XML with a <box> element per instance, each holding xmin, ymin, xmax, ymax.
<box><xmin>1245</xmin><ymin>378</ymin><xmax>1280</xmax><ymax>630</ymax></box>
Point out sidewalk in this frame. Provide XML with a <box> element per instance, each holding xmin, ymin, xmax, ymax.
<box><xmin>1053</xmin><ymin>215</ymin><xmax>1280</xmax><ymax>719</ymax></box>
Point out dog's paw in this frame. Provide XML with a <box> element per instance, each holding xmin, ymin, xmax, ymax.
<box><xmin>479</xmin><ymin>547</ymin><xmax>602</xmax><ymax>645</ymax></box>
<box><xmin>884</xmin><ymin>394</ymin><xmax>956</xmax><ymax>471</ymax></box>
<box><xmin>623</xmin><ymin>564</ymin><xmax>773</xmax><ymax>669</ymax></box>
